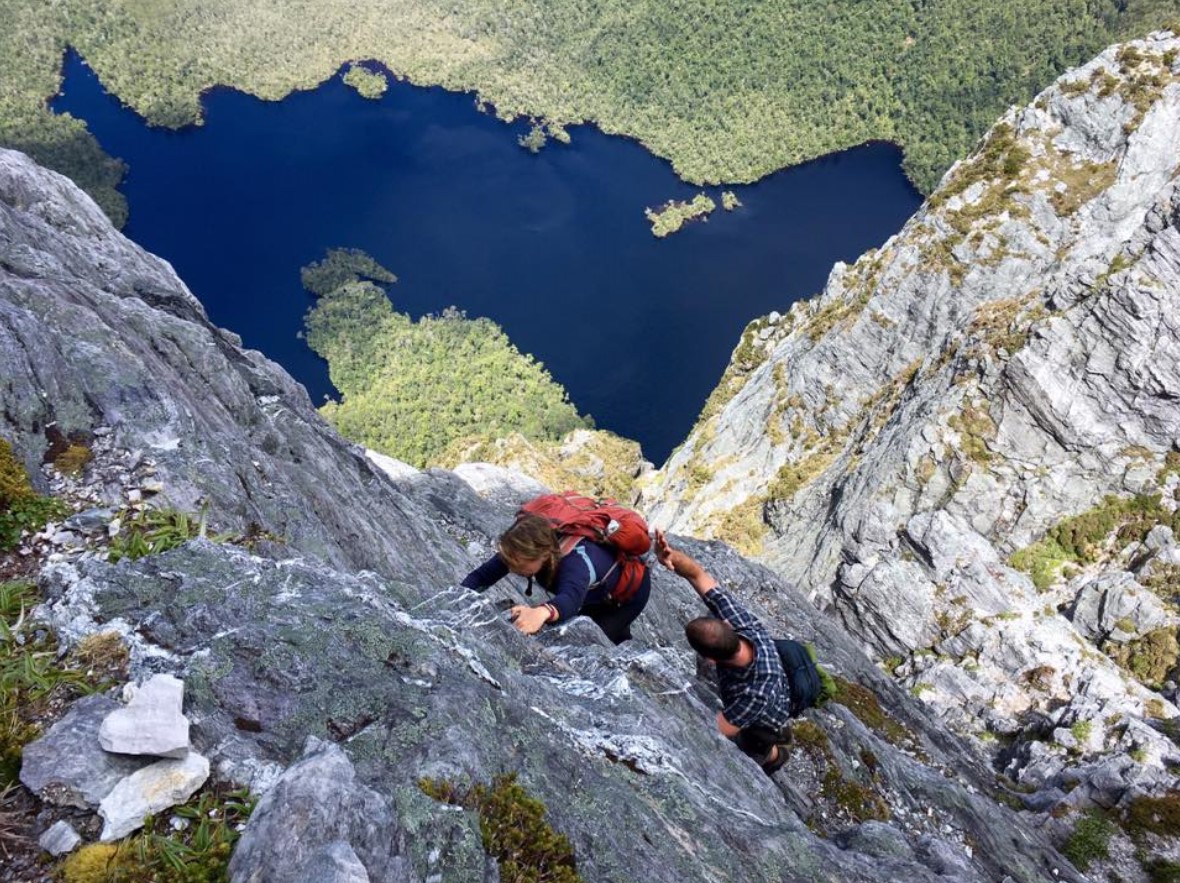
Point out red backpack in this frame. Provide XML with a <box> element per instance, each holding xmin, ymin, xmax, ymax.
<box><xmin>517</xmin><ymin>492</ymin><xmax>652</xmax><ymax>603</ymax></box>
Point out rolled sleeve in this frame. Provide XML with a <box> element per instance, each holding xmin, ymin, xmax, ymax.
<box><xmin>702</xmin><ymin>587</ymin><xmax>760</xmax><ymax>632</ymax></box>
<box><xmin>722</xmin><ymin>691</ymin><xmax>767</xmax><ymax>730</ymax></box>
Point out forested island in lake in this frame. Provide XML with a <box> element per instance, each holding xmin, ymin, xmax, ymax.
<box><xmin>302</xmin><ymin>249</ymin><xmax>592</xmax><ymax>469</ymax></box>
<box><xmin>1</xmin><ymin>0</ymin><xmax>1176</xmax><ymax>224</ymax></box>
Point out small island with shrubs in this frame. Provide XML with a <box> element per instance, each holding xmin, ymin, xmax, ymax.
<box><xmin>342</xmin><ymin>63</ymin><xmax>389</xmax><ymax>100</ymax></box>
<box><xmin>645</xmin><ymin>193</ymin><xmax>717</xmax><ymax>238</ymax></box>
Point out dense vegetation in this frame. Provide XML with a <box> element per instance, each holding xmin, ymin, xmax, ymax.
<box><xmin>342</xmin><ymin>64</ymin><xmax>387</xmax><ymax>100</ymax></box>
<box><xmin>1010</xmin><ymin>493</ymin><xmax>1180</xmax><ymax>591</ymax></box>
<box><xmin>0</xmin><ymin>438</ymin><xmax>67</xmax><ymax>553</ymax></box>
<box><xmin>58</xmin><ymin>787</ymin><xmax>254</xmax><ymax>883</ymax></box>
<box><xmin>1</xmin><ymin>0</ymin><xmax>1176</xmax><ymax>224</ymax></box>
<box><xmin>645</xmin><ymin>193</ymin><xmax>716</xmax><ymax>238</ymax></box>
<box><xmin>303</xmin><ymin>250</ymin><xmax>590</xmax><ymax>467</ymax></box>
<box><xmin>420</xmin><ymin>774</ymin><xmax>581</xmax><ymax>883</ymax></box>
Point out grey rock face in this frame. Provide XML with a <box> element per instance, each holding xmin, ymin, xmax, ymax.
<box><xmin>228</xmin><ymin>738</ymin><xmax>419</xmax><ymax>883</ymax></box>
<box><xmin>0</xmin><ymin>145</ymin><xmax>474</xmax><ymax>590</ymax></box>
<box><xmin>38</xmin><ymin>820</ymin><xmax>82</xmax><ymax>857</ymax></box>
<box><xmin>1069</xmin><ymin>571</ymin><xmax>1175</xmax><ymax>642</ymax></box>
<box><xmin>37</xmin><ymin>537</ymin><xmax>1080</xmax><ymax>883</ymax></box>
<box><xmin>99</xmin><ymin>673</ymin><xmax>190</xmax><ymax>758</ymax></box>
<box><xmin>451</xmin><ymin>461</ymin><xmax>550</xmax><ymax>507</ymax></box>
<box><xmin>640</xmin><ymin>33</ymin><xmax>1180</xmax><ymax>797</ymax></box>
<box><xmin>20</xmin><ymin>694</ymin><xmax>148</xmax><ymax>808</ymax></box>
<box><xmin>301</xmin><ymin>841</ymin><xmax>375</xmax><ymax>883</ymax></box>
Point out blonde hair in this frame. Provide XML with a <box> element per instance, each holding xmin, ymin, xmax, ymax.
<box><xmin>499</xmin><ymin>514</ymin><xmax>560</xmax><ymax>583</ymax></box>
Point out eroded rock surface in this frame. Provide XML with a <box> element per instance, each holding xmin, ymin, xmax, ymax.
<box><xmin>5</xmin><ymin>37</ymin><xmax>1177</xmax><ymax>883</ymax></box>
<box><xmin>640</xmin><ymin>33</ymin><xmax>1180</xmax><ymax>828</ymax></box>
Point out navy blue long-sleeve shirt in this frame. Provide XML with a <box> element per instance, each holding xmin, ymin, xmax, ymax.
<box><xmin>461</xmin><ymin>539</ymin><xmax>622</xmax><ymax>621</ymax></box>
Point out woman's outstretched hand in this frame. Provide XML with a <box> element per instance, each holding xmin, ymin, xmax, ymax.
<box><xmin>509</xmin><ymin>604</ymin><xmax>550</xmax><ymax>635</ymax></box>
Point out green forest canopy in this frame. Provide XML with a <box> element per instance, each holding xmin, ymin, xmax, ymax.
<box><xmin>302</xmin><ymin>250</ymin><xmax>591</xmax><ymax>467</ymax></box>
<box><xmin>2</xmin><ymin>0</ymin><xmax>1176</xmax><ymax>224</ymax></box>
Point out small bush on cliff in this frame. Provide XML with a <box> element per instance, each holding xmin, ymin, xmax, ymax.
<box><xmin>1146</xmin><ymin>859</ymin><xmax>1180</xmax><ymax>883</ymax></box>
<box><xmin>0</xmin><ymin>438</ymin><xmax>68</xmax><ymax>552</ymax></box>
<box><xmin>831</xmin><ymin>676</ymin><xmax>912</xmax><ymax>746</ymax></box>
<box><xmin>53</xmin><ymin>443</ymin><xmax>93</xmax><ymax>476</ymax></box>
<box><xmin>1123</xmin><ymin>792</ymin><xmax>1180</xmax><ymax>842</ymax></box>
<box><xmin>1108</xmin><ymin>628</ymin><xmax>1179</xmax><ymax>689</ymax></box>
<box><xmin>1010</xmin><ymin>494</ymin><xmax>1180</xmax><ymax>590</ymax></box>
<box><xmin>0</xmin><ymin>581</ymin><xmax>97</xmax><ymax>785</ymax></box>
<box><xmin>108</xmin><ymin>507</ymin><xmax>234</xmax><ymax>563</ymax></box>
<box><xmin>420</xmin><ymin>774</ymin><xmax>580</xmax><ymax>883</ymax></box>
<box><xmin>1061</xmin><ymin>810</ymin><xmax>1115</xmax><ymax>870</ymax></box>
<box><xmin>57</xmin><ymin>786</ymin><xmax>253</xmax><ymax>883</ymax></box>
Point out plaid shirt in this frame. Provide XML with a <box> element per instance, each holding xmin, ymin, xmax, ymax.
<box><xmin>704</xmin><ymin>587</ymin><xmax>792</xmax><ymax>730</ymax></box>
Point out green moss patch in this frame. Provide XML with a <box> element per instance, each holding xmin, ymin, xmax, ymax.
<box><xmin>1061</xmin><ymin>810</ymin><xmax>1115</xmax><ymax>870</ymax></box>
<box><xmin>789</xmin><ymin>720</ymin><xmax>890</xmax><ymax>827</ymax></box>
<box><xmin>947</xmin><ymin>402</ymin><xmax>998</xmax><ymax>465</ymax></box>
<box><xmin>0</xmin><ymin>438</ymin><xmax>68</xmax><ymax>553</ymax></box>
<box><xmin>767</xmin><ymin>449</ymin><xmax>838</xmax><ymax>502</ymax></box>
<box><xmin>57</xmin><ymin>785</ymin><xmax>254</xmax><ymax>883</ymax></box>
<box><xmin>710</xmin><ymin>495</ymin><xmax>768</xmax><ymax>557</ymax></box>
<box><xmin>1010</xmin><ymin>493</ymin><xmax>1180</xmax><ymax>591</ymax></box>
<box><xmin>421</xmin><ymin>774</ymin><xmax>580</xmax><ymax>883</ymax></box>
<box><xmin>831</xmin><ymin>676</ymin><xmax>913</xmax><ymax>747</ymax></box>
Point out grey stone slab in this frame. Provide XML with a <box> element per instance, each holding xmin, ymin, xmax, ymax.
<box><xmin>20</xmin><ymin>694</ymin><xmax>148</xmax><ymax>808</ymax></box>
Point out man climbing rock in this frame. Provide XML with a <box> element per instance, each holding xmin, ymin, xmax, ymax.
<box><xmin>655</xmin><ymin>529</ymin><xmax>793</xmax><ymax>775</ymax></box>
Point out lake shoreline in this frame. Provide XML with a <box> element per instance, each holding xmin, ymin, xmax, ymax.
<box><xmin>52</xmin><ymin>50</ymin><xmax>922</xmax><ymax>465</ymax></box>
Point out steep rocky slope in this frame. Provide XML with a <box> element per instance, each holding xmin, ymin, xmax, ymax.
<box><xmin>0</xmin><ymin>151</ymin><xmax>1089</xmax><ymax>879</ymax></box>
<box><xmin>642</xmin><ymin>31</ymin><xmax>1180</xmax><ymax>869</ymax></box>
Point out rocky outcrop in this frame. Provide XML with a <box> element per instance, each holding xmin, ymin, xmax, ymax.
<box><xmin>98</xmin><ymin>751</ymin><xmax>209</xmax><ymax>841</ymax></box>
<box><xmin>19</xmin><ymin>696</ymin><xmax>145</xmax><ymax>809</ymax></box>
<box><xmin>98</xmin><ymin>674</ymin><xmax>190</xmax><ymax>758</ymax></box>
<box><xmin>0</xmin><ymin>145</ymin><xmax>470</xmax><ymax>589</ymax></box>
<box><xmin>440</xmin><ymin>429</ymin><xmax>653</xmax><ymax>504</ymax></box>
<box><xmin>640</xmin><ymin>32</ymin><xmax>1180</xmax><ymax>849</ymax></box>
<box><xmin>0</xmin><ymin>143</ymin><xmax>1091</xmax><ymax>879</ymax></box>
<box><xmin>36</xmin><ymin>535</ymin><xmax>1080</xmax><ymax>883</ymax></box>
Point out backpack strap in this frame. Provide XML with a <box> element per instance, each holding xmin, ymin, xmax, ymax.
<box><xmin>556</xmin><ymin>537</ymin><xmax>644</xmax><ymax>605</ymax></box>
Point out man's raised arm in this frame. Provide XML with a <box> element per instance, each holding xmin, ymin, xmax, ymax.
<box><xmin>654</xmin><ymin>529</ymin><xmax>718</xmax><ymax>596</ymax></box>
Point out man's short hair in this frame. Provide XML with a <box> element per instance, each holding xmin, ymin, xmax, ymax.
<box><xmin>685</xmin><ymin>617</ymin><xmax>739</xmax><ymax>661</ymax></box>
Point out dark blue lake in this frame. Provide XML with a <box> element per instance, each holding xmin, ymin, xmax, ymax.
<box><xmin>53</xmin><ymin>51</ymin><xmax>921</xmax><ymax>466</ymax></box>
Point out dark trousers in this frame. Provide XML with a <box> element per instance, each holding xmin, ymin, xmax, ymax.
<box><xmin>734</xmin><ymin>723</ymin><xmax>787</xmax><ymax>766</ymax></box>
<box><xmin>579</xmin><ymin>566</ymin><xmax>652</xmax><ymax>645</ymax></box>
